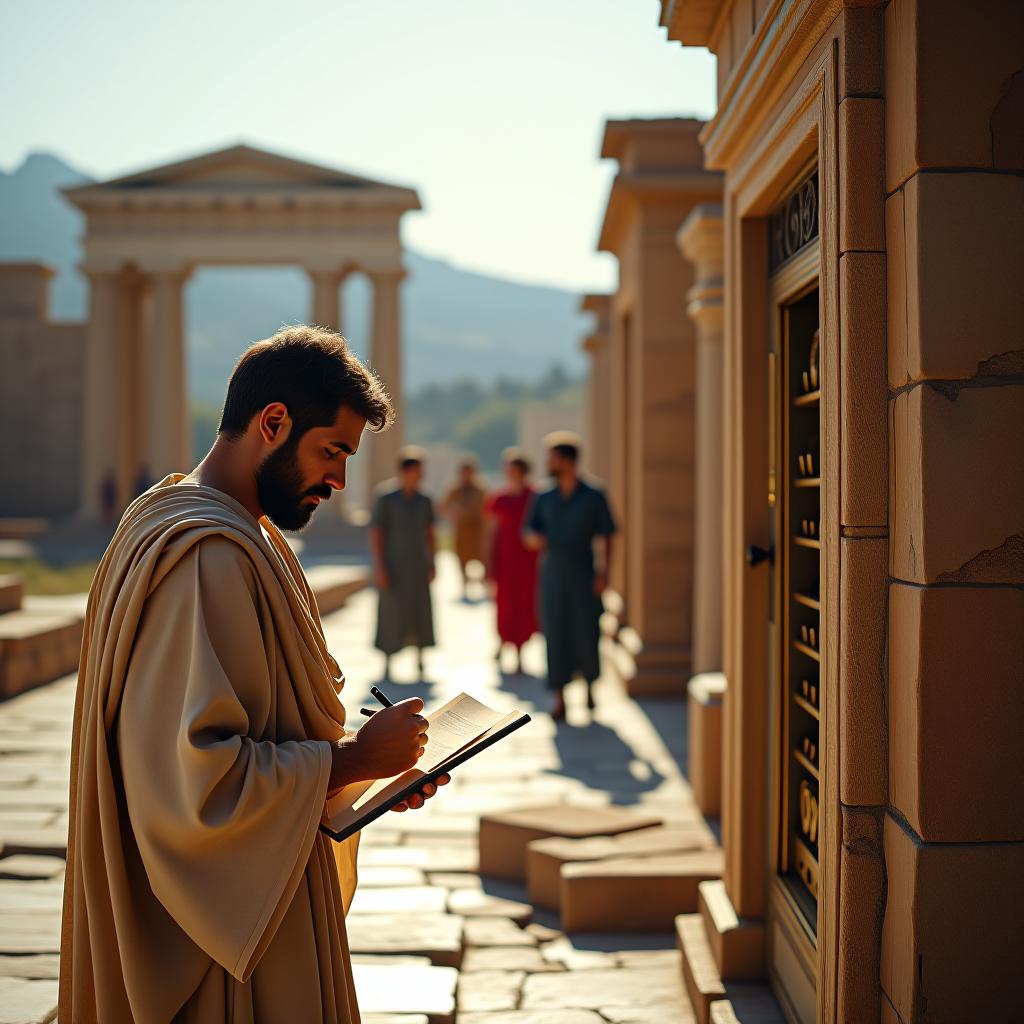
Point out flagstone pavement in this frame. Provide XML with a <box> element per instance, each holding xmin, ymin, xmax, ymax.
<box><xmin>0</xmin><ymin>553</ymin><xmax>710</xmax><ymax>1023</ymax></box>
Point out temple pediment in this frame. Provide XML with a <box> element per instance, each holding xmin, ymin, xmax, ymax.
<box><xmin>65</xmin><ymin>143</ymin><xmax>420</xmax><ymax>209</ymax></box>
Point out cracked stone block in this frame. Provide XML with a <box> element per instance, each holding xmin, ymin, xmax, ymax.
<box><xmin>463</xmin><ymin>917</ymin><xmax>537</xmax><ymax>948</ymax></box>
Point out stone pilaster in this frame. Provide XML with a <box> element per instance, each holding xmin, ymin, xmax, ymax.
<box><xmin>580</xmin><ymin>293</ymin><xmax>613</xmax><ymax>486</ymax></box>
<box><xmin>678</xmin><ymin>204</ymin><xmax>725</xmax><ymax>675</ymax></box>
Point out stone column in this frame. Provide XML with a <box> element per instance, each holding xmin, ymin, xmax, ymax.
<box><xmin>367</xmin><ymin>269</ymin><xmax>405</xmax><ymax>492</ymax></box>
<box><xmin>678</xmin><ymin>204</ymin><xmax>725</xmax><ymax>675</ymax></box>
<box><xmin>143</xmin><ymin>269</ymin><xmax>191</xmax><ymax>480</ymax></box>
<box><xmin>607</xmin><ymin>305</ymin><xmax>630</xmax><ymax>600</ymax></box>
<box><xmin>79</xmin><ymin>268</ymin><xmax>122</xmax><ymax>519</ymax></box>
<box><xmin>309</xmin><ymin>268</ymin><xmax>344</xmax><ymax>333</ymax></box>
<box><xmin>580</xmin><ymin>294</ymin><xmax>612</xmax><ymax>485</ymax></box>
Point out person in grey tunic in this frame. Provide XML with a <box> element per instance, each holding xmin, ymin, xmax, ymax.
<box><xmin>525</xmin><ymin>432</ymin><xmax>616</xmax><ymax>721</ymax></box>
<box><xmin>370</xmin><ymin>447</ymin><xmax>437</xmax><ymax>680</ymax></box>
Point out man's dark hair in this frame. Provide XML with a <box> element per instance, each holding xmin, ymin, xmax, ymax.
<box><xmin>551</xmin><ymin>443</ymin><xmax>579</xmax><ymax>464</ymax></box>
<box><xmin>219</xmin><ymin>326</ymin><xmax>395</xmax><ymax>439</ymax></box>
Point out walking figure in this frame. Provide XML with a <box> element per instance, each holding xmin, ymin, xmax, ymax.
<box><xmin>371</xmin><ymin>446</ymin><xmax>436</xmax><ymax>680</ymax></box>
<box><xmin>525</xmin><ymin>432</ymin><xmax>616</xmax><ymax>721</ymax></box>
<box><xmin>484</xmin><ymin>447</ymin><xmax>539</xmax><ymax>675</ymax></box>
<box><xmin>441</xmin><ymin>457</ymin><xmax>486</xmax><ymax>599</ymax></box>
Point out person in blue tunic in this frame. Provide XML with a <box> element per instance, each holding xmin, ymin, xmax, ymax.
<box><xmin>525</xmin><ymin>432</ymin><xmax>616</xmax><ymax>720</ymax></box>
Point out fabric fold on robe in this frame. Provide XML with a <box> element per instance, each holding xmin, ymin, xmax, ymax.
<box><xmin>59</xmin><ymin>475</ymin><xmax>362</xmax><ymax>1024</ymax></box>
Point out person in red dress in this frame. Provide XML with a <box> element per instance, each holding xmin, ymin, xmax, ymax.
<box><xmin>484</xmin><ymin>448</ymin><xmax>539</xmax><ymax>674</ymax></box>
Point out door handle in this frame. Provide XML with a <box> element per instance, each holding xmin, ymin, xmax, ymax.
<box><xmin>746</xmin><ymin>544</ymin><xmax>775</xmax><ymax>567</ymax></box>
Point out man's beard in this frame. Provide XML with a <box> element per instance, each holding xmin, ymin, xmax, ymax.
<box><xmin>255</xmin><ymin>438</ymin><xmax>331</xmax><ymax>531</ymax></box>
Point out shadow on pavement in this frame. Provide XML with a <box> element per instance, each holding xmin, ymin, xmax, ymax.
<box><xmin>634</xmin><ymin>696</ymin><xmax>688</xmax><ymax>777</ymax></box>
<box><xmin>550</xmin><ymin>718</ymin><xmax>665</xmax><ymax>806</ymax></box>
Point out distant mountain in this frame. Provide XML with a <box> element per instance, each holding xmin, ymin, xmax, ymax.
<box><xmin>0</xmin><ymin>152</ymin><xmax>589</xmax><ymax>402</ymax></box>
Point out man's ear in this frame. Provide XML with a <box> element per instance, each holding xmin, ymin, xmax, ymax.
<box><xmin>256</xmin><ymin>403</ymin><xmax>292</xmax><ymax>446</ymax></box>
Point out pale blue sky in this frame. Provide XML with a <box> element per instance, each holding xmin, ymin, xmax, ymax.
<box><xmin>0</xmin><ymin>0</ymin><xmax>715</xmax><ymax>292</ymax></box>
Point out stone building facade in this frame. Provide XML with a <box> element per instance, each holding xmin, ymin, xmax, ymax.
<box><xmin>0</xmin><ymin>264</ymin><xmax>85</xmax><ymax>518</ymax></box>
<box><xmin>595</xmin><ymin>119</ymin><xmax>722</xmax><ymax>697</ymax></box>
<box><xmin>580</xmin><ymin>1</ymin><xmax>1024</xmax><ymax>1020</ymax></box>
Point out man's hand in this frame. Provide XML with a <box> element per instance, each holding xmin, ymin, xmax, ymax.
<box><xmin>328</xmin><ymin>698</ymin><xmax>427</xmax><ymax>793</ymax></box>
<box><xmin>391</xmin><ymin>773</ymin><xmax>451</xmax><ymax>813</ymax></box>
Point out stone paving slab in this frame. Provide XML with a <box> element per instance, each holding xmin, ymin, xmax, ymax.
<box><xmin>351</xmin><ymin>961</ymin><xmax>456</xmax><ymax>1024</ymax></box>
<box><xmin>349</xmin><ymin>885</ymin><xmax>448</xmax><ymax>915</ymax></box>
<box><xmin>521</xmin><ymin>965</ymin><xmax>686</xmax><ymax>1010</ymax></box>
<box><xmin>0</xmin><ymin>977</ymin><xmax>58</xmax><ymax>1024</ymax></box>
<box><xmin>457</xmin><ymin>967</ymin><xmax>526</xmax><ymax>1012</ymax></box>
<box><xmin>459</xmin><ymin>1013</ymin><xmax>606</xmax><ymax>1024</ymax></box>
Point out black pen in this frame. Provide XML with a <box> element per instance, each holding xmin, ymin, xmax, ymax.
<box><xmin>359</xmin><ymin>685</ymin><xmax>395</xmax><ymax>718</ymax></box>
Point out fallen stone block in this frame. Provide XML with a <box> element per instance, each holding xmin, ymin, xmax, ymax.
<box><xmin>527</xmin><ymin>825</ymin><xmax>714</xmax><ymax>912</ymax></box>
<box><xmin>560</xmin><ymin>851</ymin><xmax>724</xmax><ymax>932</ymax></box>
<box><xmin>0</xmin><ymin>611</ymin><xmax>82</xmax><ymax>699</ymax></box>
<box><xmin>478</xmin><ymin>804</ymin><xmax>661</xmax><ymax>882</ymax></box>
<box><xmin>0</xmin><ymin>575</ymin><xmax>23</xmax><ymax>615</ymax></box>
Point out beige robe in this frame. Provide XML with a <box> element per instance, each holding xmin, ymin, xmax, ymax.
<box><xmin>60</xmin><ymin>475</ymin><xmax>361</xmax><ymax>1023</ymax></box>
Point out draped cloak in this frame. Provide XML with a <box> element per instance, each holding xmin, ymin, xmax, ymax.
<box><xmin>59</xmin><ymin>475</ymin><xmax>361</xmax><ymax>1023</ymax></box>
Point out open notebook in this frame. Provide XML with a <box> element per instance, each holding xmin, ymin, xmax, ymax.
<box><xmin>320</xmin><ymin>693</ymin><xmax>530</xmax><ymax>842</ymax></box>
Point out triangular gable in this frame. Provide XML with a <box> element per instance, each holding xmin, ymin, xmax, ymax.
<box><xmin>68</xmin><ymin>143</ymin><xmax>414</xmax><ymax>195</ymax></box>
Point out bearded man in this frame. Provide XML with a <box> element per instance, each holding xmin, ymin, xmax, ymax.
<box><xmin>60</xmin><ymin>326</ymin><xmax>448</xmax><ymax>1023</ymax></box>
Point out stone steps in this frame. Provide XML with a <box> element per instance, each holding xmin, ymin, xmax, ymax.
<box><xmin>697</xmin><ymin>880</ymin><xmax>764</xmax><ymax>981</ymax></box>
<box><xmin>710</xmin><ymin>988</ymin><xmax>787</xmax><ymax>1023</ymax></box>
<box><xmin>677</xmin><ymin>914</ymin><xmax>783</xmax><ymax>1024</ymax></box>
<box><xmin>560</xmin><ymin>851</ymin><xmax>723</xmax><ymax>932</ymax></box>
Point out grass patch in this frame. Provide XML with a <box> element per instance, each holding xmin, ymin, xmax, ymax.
<box><xmin>0</xmin><ymin>559</ymin><xmax>98</xmax><ymax>596</ymax></box>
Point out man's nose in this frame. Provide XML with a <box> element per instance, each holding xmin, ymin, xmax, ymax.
<box><xmin>325</xmin><ymin>469</ymin><xmax>345</xmax><ymax>491</ymax></box>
